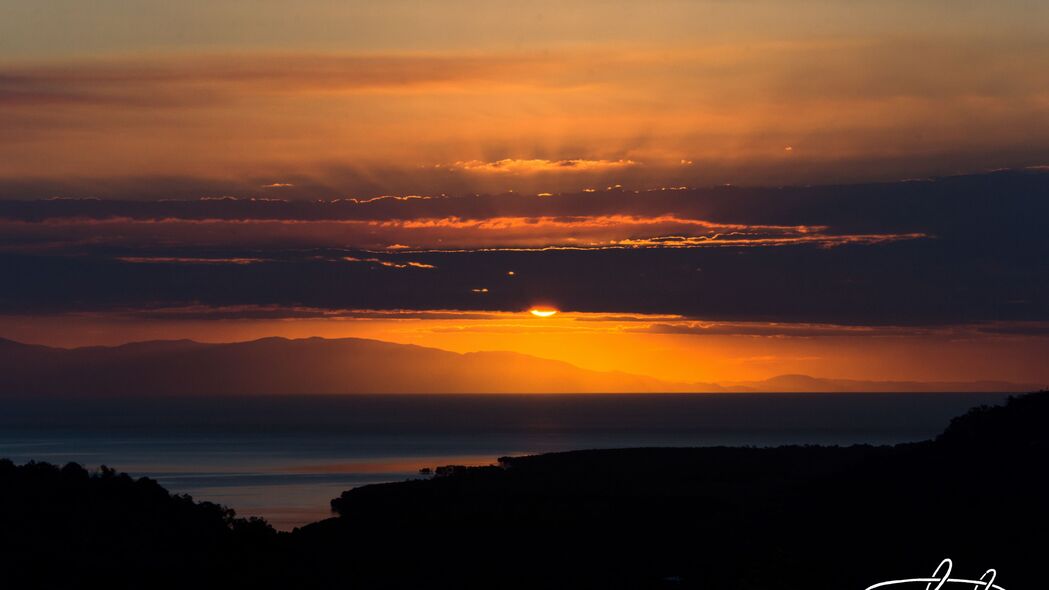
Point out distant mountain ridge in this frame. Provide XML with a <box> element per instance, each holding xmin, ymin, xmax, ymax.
<box><xmin>0</xmin><ymin>337</ymin><xmax>1035</xmax><ymax>395</ymax></box>
<box><xmin>0</xmin><ymin>336</ymin><xmax>688</xmax><ymax>395</ymax></box>
<box><xmin>723</xmin><ymin>373</ymin><xmax>1033</xmax><ymax>393</ymax></box>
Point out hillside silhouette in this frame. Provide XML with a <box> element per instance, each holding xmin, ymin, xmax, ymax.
<box><xmin>0</xmin><ymin>336</ymin><xmax>1032</xmax><ymax>394</ymax></box>
<box><xmin>0</xmin><ymin>460</ymin><xmax>281</xmax><ymax>589</ymax></box>
<box><xmin>1</xmin><ymin>392</ymin><xmax>1046</xmax><ymax>588</ymax></box>
<box><xmin>295</xmin><ymin>392</ymin><xmax>1049</xmax><ymax>588</ymax></box>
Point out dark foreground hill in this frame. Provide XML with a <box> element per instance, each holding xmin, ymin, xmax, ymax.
<box><xmin>0</xmin><ymin>461</ymin><xmax>281</xmax><ymax>588</ymax></box>
<box><xmin>2</xmin><ymin>392</ymin><xmax>1047</xmax><ymax>589</ymax></box>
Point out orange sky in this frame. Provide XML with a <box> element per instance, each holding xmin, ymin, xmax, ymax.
<box><xmin>2</xmin><ymin>311</ymin><xmax>1047</xmax><ymax>385</ymax></box>
<box><xmin>3</xmin><ymin>3</ymin><xmax>1049</xmax><ymax>194</ymax></box>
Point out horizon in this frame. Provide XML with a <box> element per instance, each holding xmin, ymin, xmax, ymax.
<box><xmin>1</xmin><ymin>333</ymin><xmax>1040</xmax><ymax>393</ymax></box>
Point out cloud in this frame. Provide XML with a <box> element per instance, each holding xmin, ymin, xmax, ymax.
<box><xmin>0</xmin><ymin>53</ymin><xmax>568</xmax><ymax>109</ymax></box>
<box><xmin>105</xmin><ymin>305</ymin><xmax>510</xmax><ymax>322</ymax></box>
<box><xmin>0</xmin><ymin>214</ymin><xmax>926</xmax><ymax>253</ymax></box>
<box><xmin>4</xmin><ymin>39</ymin><xmax>1049</xmax><ymax>191</ymax></box>
<box><xmin>1</xmin><ymin>236</ymin><xmax>1045</xmax><ymax>326</ymax></box>
<box><xmin>0</xmin><ymin>171</ymin><xmax>1046</xmax><ymax>327</ymax></box>
<box><xmin>341</xmin><ymin>256</ymin><xmax>436</xmax><ymax>270</ymax></box>
<box><xmin>1</xmin><ymin>169</ymin><xmax>1044</xmax><ymax>234</ymax></box>
<box><xmin>609</xmin><ymin>232</ymin><xmax>926</xmax><ymax>250</ymax></box>
<box><xmin>115</xmin><ymin>256</ymin><xmax>267</xmax><ymax>265</ymax></box>
<box><xmin>973</xmin><ymin>322</ymin><xmax>1049</xmax><ymax>337</ymax></box>
<box><xmin>451</xmin><ymin>159</ymin><xmax>638</xmax><ymax>174</ymax></box>
<box><xmin>627</xmin><ymin>322</ymin><xmax>938</xmax><ymax>338</ymax></box>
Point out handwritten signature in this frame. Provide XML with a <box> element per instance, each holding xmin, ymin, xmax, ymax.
<box><xmin>866</xmin><ymin>559</ymin><xmax>1005</xmax><ymax>590</ymax></box>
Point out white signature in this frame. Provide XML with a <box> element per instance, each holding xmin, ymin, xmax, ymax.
<box><xmin>866</xmin><ymin>559</ymin><xmax>1005</xmax><ymax>590</ymax></box>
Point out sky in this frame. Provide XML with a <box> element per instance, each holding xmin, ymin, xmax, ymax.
<box><xmin>2</xmin><ymin>1</ymin><xmax>1048</xmax><ymax>386</ymax></box>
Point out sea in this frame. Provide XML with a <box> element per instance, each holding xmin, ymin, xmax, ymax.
<box><xmin>0</xmin><ymin>393</ymin><xmax>1011</xmax><ymax>529</ymax></box>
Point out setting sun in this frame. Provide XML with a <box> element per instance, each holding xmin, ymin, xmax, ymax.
<box><xmin>529</xmin><ymin>308</ymin><xmax>558</xmax><ymax>318</ymax></box>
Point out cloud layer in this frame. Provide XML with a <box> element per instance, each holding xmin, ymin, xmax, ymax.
<box><xmin>1</xmin><ymin>171</ymin><xmax>1047</xmax><ymax>327</ymax></box>
<box><xmin>4</xmin><ymin>36</ymin><xmax>1049</xmax><ymax>194</ymax></box>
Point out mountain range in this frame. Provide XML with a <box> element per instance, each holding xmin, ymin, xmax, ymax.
<box><xmin>0</xmin><ymin>336</ymin><xmax>1035</xmax><ymax>395</ymax></box>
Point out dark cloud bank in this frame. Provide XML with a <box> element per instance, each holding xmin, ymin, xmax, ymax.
<box><xmin>0</xmin><ymin>170</ymin><xmax>1046</xmax><ymax>326</ymax></box>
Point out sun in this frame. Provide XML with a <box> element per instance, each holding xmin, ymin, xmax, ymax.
<box><xmin>529</xmin><ymin>307</ymin><xmax>558</xmax><ymax>318</ymax></box>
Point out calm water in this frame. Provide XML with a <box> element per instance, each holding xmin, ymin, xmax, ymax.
<box><xmin>0</xmin><ymin>393</ymin><xmax>1011</xmax><ymax>529</ymax></box>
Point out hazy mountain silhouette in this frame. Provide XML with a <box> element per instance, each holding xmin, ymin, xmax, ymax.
<box><xmin>0</xmin><ymin>336</ymin><xmax>1033</xmax><ymax>395</ymax></box>
<box><xmin>0</xmin><ymin>336</ymin><xmax>693</xmax><ymax>395</ymax></box>
<box><xmin>725</xmin><ymin>373</ymin><xmax>1033</xmax><ymax>393</ymax></box>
